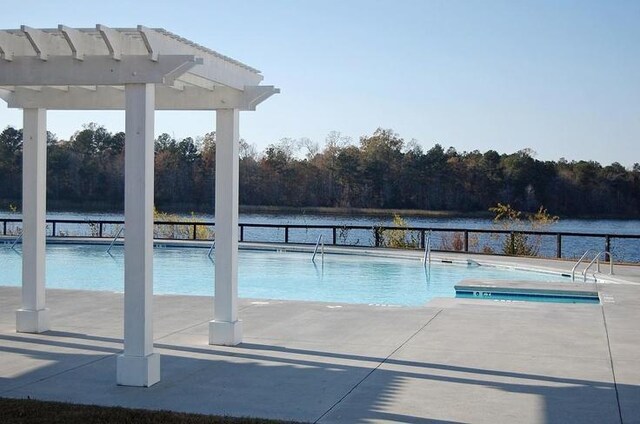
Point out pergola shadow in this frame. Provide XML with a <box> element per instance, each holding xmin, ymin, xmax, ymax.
<box><xmin>0</xmin><ymin>330</ymin><xmax>630</xmax><ymax>423</ymax></box>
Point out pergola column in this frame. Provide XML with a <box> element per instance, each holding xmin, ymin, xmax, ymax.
<box><xmin>209</xmin><ymin>108</ymin><xmax>242</xmax><ymax>346</ymax></box>
<box><xmin>116</xmin><ymin>83</ymin><xmax>160</xmax><ymax>387</ymax></box>
<box><xmin>16</xmin><ymin>108</ymin><xmax>49</xmax><ymax>333</ymax></box>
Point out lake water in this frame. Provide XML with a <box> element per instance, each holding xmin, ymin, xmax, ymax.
<box><xmin>1</xmin><ymin>210</ymin><xmax>639</xmax><ymax>233</ymax></box>
<box><xmin>1</xmin><ymin>210</ymin><xmax>639</xmax><ymax>262</ymax></box>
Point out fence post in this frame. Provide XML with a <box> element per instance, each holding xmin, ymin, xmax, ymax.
<box><xmin>2</xmin><ymin>221</ymin><xmax>5</xmax><ymax>236</ymax></box>
<box><xmin>420</xmin><ymin>230</ymin><xmax>425</xmax><ymax>249</ymax></box>
<box><xmin>332</xmin><ymin>227</ymin><xmax>337</xmax><ymax>245</ymax></box>
<box><xmin>239</xmin><ymin>225</ymin><xmax>244</xmax><ymax>242</ymax></box>
<box><xmin>463</xmin><ymin>231</ymin><xmax>469</xmax><ymax>252</ymax></box>
<box><xmin>374</xmin><ymin>226</ymin><xmax>380</xmax><ymax>247</ymax></box>
<box><xmin>52</xmin><ymin>221</ymin><xmax>57</xmax><ymax>237</ymax></box>
<box><xmin>284</xmin><ymin>226</ymin><xmax>289</xmax><ymax>243</ymax></box>
<box><xmin>605</xmin><ymin>235</ymin><xmax>611</xmax><ymax>262</ymax></box>
<box><xmin>556</xmin><ymin>234</ymin><xmax>562</xmax><ymax>258</ymax></box>
<box><xmin>193</xmin><ymin>224</ymin><xmax>197</xmax><ymax>240</ymax></box>
<box><xmin>510</xmin><ymin>232</ymin><xmax>515</xmax><ymax>255</ymax></box>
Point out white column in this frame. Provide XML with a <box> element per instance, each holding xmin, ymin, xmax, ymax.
<box><xmin>16</xmin><ymin>108</ymin><xmax>50</xmax><ymax>333</ymax></box>
<box><xmin>116</xmin><ymin>83</ymin><xmax>160</xmax><ymax>387</ymax></box>
<box><xmin>209</xmin><ymin>109</ymin><xmax>242</xmax><ymax>346</ymax></box>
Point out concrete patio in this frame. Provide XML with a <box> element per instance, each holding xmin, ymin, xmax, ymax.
<box><xmin>1</xmin><ymin>280</ymin><xmax>638</xmax><ymax>423</ymax></box>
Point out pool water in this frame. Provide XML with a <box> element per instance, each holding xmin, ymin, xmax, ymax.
<box><xmin>0</xmin><ymin>244</ymin><xmax>568</xmax><ymax>306</ymax></box>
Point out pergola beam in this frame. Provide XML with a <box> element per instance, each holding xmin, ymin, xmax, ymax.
<box><xmin>244</xmin><ymin>85</ymin><xmax>280</xmax><ymax>109</ymax></box>
<box><xmin>176</xmin><ymin>72</ymin><xmax>216</xmax><ymax>91</ymax></box>
<box><xmin>0</xmin><ymin>55</ymin><xmax>199</xmax><ymax>86</ymax></box>
<box><xmin>5</xmin><ymin>84</ymin><xmax>279</xmax><ymax>110</ymax></box>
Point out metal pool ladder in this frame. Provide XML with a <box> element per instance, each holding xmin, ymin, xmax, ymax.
<box><xmin>312</xmin><ymin>234</ymin><xmax>324</xmax><ymax>264</ymax></box>
<box><xmin>582</xmin><ymin>251</ymin><xmax>614</xmax><ymax>282</ymax></box>
<box><xmin>422</xmin><ymin>230</ymin><xmax>432</xmax><ymax>267</ymax></box>
<box><xmin>571</xmin><ymin>249</ymin><xmax>614</xmax><ymax>281</ymax></box>
<box><xmin>106</xmin><ymin>227</ymin><xmax>124</xmax><ymax>254</ymax></box>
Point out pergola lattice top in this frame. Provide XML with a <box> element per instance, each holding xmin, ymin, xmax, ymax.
<box><xmin>0</xmin><ymin>25</ymin><xmax>278</xmax><ymax>110</ymax></box>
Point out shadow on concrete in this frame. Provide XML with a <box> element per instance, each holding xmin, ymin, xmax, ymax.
<box><xmin>0</xmin><ymin>330</ymin><xmax>634</xmax><ymax>423</ymax></box>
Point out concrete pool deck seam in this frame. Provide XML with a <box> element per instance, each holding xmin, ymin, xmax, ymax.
<box><xmin>154</xmin><ymin>302</ymin><xmax>259</xmax><ymax>343</ymax></box>
<box><xmin>600</xmin><ymin>302</ymin><xmax>624</xmax><ymax>424</ymax></box>
<box><xmin>313</xmin><ymin>309</ymin><xmax>444</xmax><ymax>423</ymax></box>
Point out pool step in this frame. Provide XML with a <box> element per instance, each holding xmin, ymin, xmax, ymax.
<box><xmin>455</xmin><ymin>279</ymin><xmax>600</xmax><ymax>303</ymax></box>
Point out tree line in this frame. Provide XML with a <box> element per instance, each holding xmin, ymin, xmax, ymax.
<box><xmin>1</xmin><ymin>124</ymin><xmax>639</xmax><ymax>217</ymax></box>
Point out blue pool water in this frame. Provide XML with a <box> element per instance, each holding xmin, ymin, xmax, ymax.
<box><xmin>0</xmin><ymin>244</ymin><xmax>568</xmax><ymax>306</ymax></box>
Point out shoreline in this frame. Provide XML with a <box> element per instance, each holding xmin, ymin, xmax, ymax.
<box><xmin>1</xmin><ymin>202</ymin><xmax>639</xmax><ymax>220</ymax></box>
<box><xmin>238</xmin><ymin>205</ymin><xmax>491</xmax><ymax>218</ymax></box>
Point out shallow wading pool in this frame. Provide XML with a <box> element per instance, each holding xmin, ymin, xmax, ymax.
<box><xmin>1</xmin><ymin>244</ymin><xmax>570</xmax><ymax>306</ymax></box>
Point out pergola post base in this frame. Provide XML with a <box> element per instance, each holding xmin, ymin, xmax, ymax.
<box><xmin>16</xmin><ymin>308</ymin><xmax>50</xmax><ymax>333</ymax></box>
<box><xmin>116</xmin><ymin>353</ymin><xmax>160</xmax><ymax>387</ymax></box>
<box><xmin>209</xmin><ymin>319</ymin><xmax>242</xmax><ymax>346</ymax></box>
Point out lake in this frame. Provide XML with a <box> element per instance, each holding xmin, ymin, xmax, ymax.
<box><xmin>1</xmin><ymin>210</ymin><xmax>639</xmax><ymax>262</ymax></box>
<box><xmin>1</xmin><ymin>210</ymin><xmax>639</xmax><ymax>233</ymax></box>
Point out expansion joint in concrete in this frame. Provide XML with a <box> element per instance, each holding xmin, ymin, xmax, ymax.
<box><xmin>600</xmin><ymin>305</ymin><xmax>624</xmax><ymax>424</ymax></box>
<box><xmin>314</xmin><ymin>309</ymin><xmax>444</xmax><ymax>423</ymax></box>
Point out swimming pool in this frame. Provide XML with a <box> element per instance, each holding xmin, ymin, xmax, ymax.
<box><xmin>0</xmin><ymin>244</ymin><xmax>568</xmax><ymax>306</ymax></box>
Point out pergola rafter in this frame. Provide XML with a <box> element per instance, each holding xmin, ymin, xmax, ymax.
<box><xmin>4</xmin><ymin>84</ymin><xmax>278</xmax><ymax>110</ymax></box>
<box><xmin>0</xmin><ymin>24</ymin><xmax>279</xmax><ymax>388</ymax></box>
<box><xmin>0</xmin><ymin>24</ymin><xmax>278</xmax><ymax>107</ymax></box>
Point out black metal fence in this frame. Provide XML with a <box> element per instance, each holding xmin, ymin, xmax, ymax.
<box><xmin>2</xmin><ymin>218</ymin><xmax>640</xmax><ymax>263</ymax></box>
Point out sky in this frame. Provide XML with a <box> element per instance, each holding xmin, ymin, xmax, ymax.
<box><xmin>0</xmin><ymin>0</ymin><xmax>638</xmax><ymax>166</ymax></box>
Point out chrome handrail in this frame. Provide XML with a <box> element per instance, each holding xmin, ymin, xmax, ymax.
<box><xmin>312</xmin><ymin>234</ymin><xmax>324</xmax><ymax>264</ymax></box>
<box><xmin>106</xmin><ymin>227</ymin><xmax>124</xmax><ymax>254</ymax></box>
<box><xmin>582</xmin><ymin>251</ymin><xmax>614</xmax><ymax>282</ymax></box>
<box><xmin>9</xmin><ymin>231</ymin><xmax>23</xmax><ymax>250</ymax></box>
<box><xmin>207</xmin><ymin>240</ymin><xmax>216</xmax><ymax>258</ymax></box>
<box><xmin>422</xmin><ymin>230</ymin><xmax>432</xmax><ymax>267</ymax></box>
<box><xmin>571</xmin><ymin>249</ymin><xmax>596</xmax><ymax>281</ymax></box>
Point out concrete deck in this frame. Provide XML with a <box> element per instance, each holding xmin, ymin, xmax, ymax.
<box><xmin>1</xmin><ymin>279</ymin><xmax>639</xmax><ymax>423</ymax></box>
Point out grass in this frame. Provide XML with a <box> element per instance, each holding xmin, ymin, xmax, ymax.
<box><xmin>0</xmin><ymin>398</ymin><xmax>298</xmax><ymax>424</ymax></box>
<box><xmin>238</xmin><ymin>205</ymin><xmax>491</xmax><ymax>218</ymax></box>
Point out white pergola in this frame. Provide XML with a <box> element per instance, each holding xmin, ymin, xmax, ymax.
<box><xmin>0</xmin><ymin>25</ymin><xmax>278</xmax><ymax>387</ymax></box>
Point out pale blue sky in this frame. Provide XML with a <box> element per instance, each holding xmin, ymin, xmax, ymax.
<box><xmin>1</xmin><ymin>0</ymin><xmax>638</xmax><ymax>166</ymax></box>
